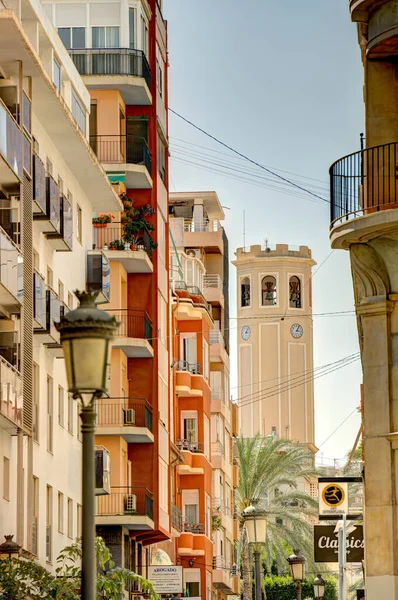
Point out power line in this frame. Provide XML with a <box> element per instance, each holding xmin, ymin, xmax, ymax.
<box><xmin>318</xmin><ymin>408</ymin><xmax>359</xmax><ymax>449</ymax></box>
<box><xmin>170</xmin><ymin>108</ymin><xmax>329</xmax><ymax>203</ymax></box>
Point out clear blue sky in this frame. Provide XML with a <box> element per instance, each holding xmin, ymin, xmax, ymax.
<box><xmin>164</xmin><ymin>0</ymin><xmax>364</xmax><ymax>463</ymax></box>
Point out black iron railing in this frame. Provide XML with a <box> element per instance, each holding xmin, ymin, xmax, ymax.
<box><xmin>330</xmin><ymin>141</ymin><xmax>398</xmax><ymax>227</ymax></box>
<box><xmin>171</xmin><ymin>504</ymin><xmax>182</xmax><ymax>532</ymax></box>
<box><xmin>96</xmin><ymin>398</ymin><xmax>153</xmax><ymax>431</ymax></box>
<box><xmin>90</xmin><ymin>134</ymin><xmax>151</xmax><ymax>174</ymax></box>
<box><xmin>96</xmin><ymin>486</ymin><xmax>153</xmax><ymax>519</ymax></box>
<box><xmin>68</xmin><ymin>48</ymin><xmax>150</xmax><ymax>88</ymax></box>
<box><xmin>183</xmin><ymin>521</ymin><xmax>204</xmax><ymax>534</ymax></box>
<box><xmin>107</xmin><ymin>309</ymin><xmax>152</xmax><ymax>344</ymax></box>
<box><xmin>176</xmin><ymin>439</ymin><xmax>204</xmax><ymax>453</ymax></box>
<box><xmin>175</xmin><ymin>360</ymin><xmax>201</xmax><ymax>375</ymax></box>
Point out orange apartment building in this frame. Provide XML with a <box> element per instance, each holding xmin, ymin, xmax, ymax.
<box><xmin>168</xmin><ymin>191</ymin><xmax>240</xmax><ymax>600</ymax></box>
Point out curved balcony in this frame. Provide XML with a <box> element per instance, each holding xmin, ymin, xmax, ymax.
<box><xmin>330</xmin><ymin>141</ymin><xmax>398</xmax><ymax>237</ymax></box>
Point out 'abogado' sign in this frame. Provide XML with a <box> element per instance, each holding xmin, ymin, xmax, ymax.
<box><xmin>314</xmin><ymin>525</ymin><xmax>364</xmax><ymax>563</ymax></box>
<box><xmin>148</xmin><ymin>566</ymin><xmax>183</xmax><ymax>594</ymax></box>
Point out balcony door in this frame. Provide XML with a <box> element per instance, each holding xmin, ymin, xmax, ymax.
<box><xmin>180</xmin><ymin>333</ymin><xmax>196</xmax><ymax>368</ymax></box>
<box><xmin>126</xmin><ymin>116</ymin><xmax>148</xmax><ymax>163</ymax></box>
<box><xmin>182</xmin><ymin>489</ymin><xmax>199</xmax><ymax>526</ymax></box>
<box><xmin>181</xmin><ymin>410</ymin><xmax>198</xmax><ymax>444</ymax></box>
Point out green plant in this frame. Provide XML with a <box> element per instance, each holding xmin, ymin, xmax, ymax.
<box><xmin>92</xmin><ymin>214</ymin><xmax>114</xmax><ymax>225</ymax></box>
<box><xmin>263</xmin><ymin>575</ymin><xmax>337</xmax><ymax>600</ymax></box>
<box><xmin>129</xmin><ymin>235</ymin><xmax>144</xmax><ymax>247</ymax></box>
<box><xmin>109</xmin><ymin>239</ymin><xmax>124</xmax><ymax>250</ymax></box>
<box><xmin>212</xmin><ymin>512</ymin><xmax>222</xmax><ymax>531</ymax></box>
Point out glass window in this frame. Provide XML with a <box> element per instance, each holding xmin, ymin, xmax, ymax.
<box><xmin>53</xmin><ymin>57</ymin><xmax>61</xmax><ymax>92</ymax></box>
<box><xmin>289</xmin><ymin>276</ymin><xmax>301</xmax><ymax>308</ymax></box>
<box><xmin>68</xmin><ymin>394</ymin><xmax>74</xmax><ymax>434</ymax></box>
<box><xmin>129</xmin><ymin>8</ymin><xmax>135</xmax><ymax>49</ymax></box>
<box><xmin>47</xmin><ymin>375</ymin><xmax>53</xmax><ymax>453</ymax></box>
<box><xmin>33</xmin><ymin>362</ymin><xmax>39</xmax><ymax>442</ymax></box>
<box><xmin>72</xmin><ymin>27</ymin><xmax>85</xmax><ymax>49</ymax></box>
<box><xmin>67</xmin><ymin>498</ymin><xmax>73</xmax><ymax>537</ymax></box>
<box><xmin>71</xmin><ymin>89</ymin><xmax>86</xmax><ymax>135</ymax></box>
<box><xmin>76</xmin><ymin>204</ymin><xmax>82</xmax><ymax>243</ymax></box>
<box><xmin>241</xmin><ymin>277</ymin><xmax>250</xmax><ymax>307</ymax></box>
<box><xmin>141</xmin><ymin>15</ymin><xmax>148</xmax><ymax>56</ymax></box>
<box><xmin>261</xmin><ymin>275</ymin><xmax>277</xmax><ymax>306</ymax></box>
<box><xmin>58</xmin><ymin>386</ymin><xmax>64</xmax><ymax>427</ymax></box>
<box><xmin>58</xmin><ymin>493</ymin><xmax>64</xmax><ymax>533</ymax></box>
<box><xmin>92</xmin><ymin>26</ymin><xmax>105</xmax><ymax>48</ymax></box>
<box><xmin>58</xmin><ymin>28</ymin><xmax>71</xmax><ymax>49</ymax></box>
<box><xmin>92</xmin><ymin>26</ymin><xmax>119</xmax><ymax>49</ymax></box>
<box><xmin>46</xmin><ymin>486</ymin><xmax>53</xmax><ymax>562</ymax></box>
<box><xmin>3</xmin><ymin>457</ymin><xmax>9</xmax><ymax>500</ymax></box>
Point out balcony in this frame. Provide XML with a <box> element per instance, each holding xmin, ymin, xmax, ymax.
<box><xmin>182</xmin><ymin>521</ymin><xmax>204</xmax><ymax>534</ymax></box>
<box><xmin>210</xmin><ymin>329</ymin><xmax>228</xmax><ymax>366</ymax></box>
<box><xmin>211</xmin><ymin>386</ymin><xmax>224</xmax><ymax>401</ymax></box>
<box><xmin>330</xmin><ymin>141</ymin><xmax>398</xmax><ymax>246</ymax></box>
<box><xmin>90</xmin><ymin>135</ymin><xmax>152</xmax><ymax>189</ymax></box>
<box><xmin>171</xmin><ymin>504</ymin><xmax>182</xmax><ymax>532</ymax></box>
<box><xmin>0</xmin><ymin>99</ymin><xmax>22</xmax><ymax>191</ymax></box>
<box><xmin>176</xmin><ymin>439</ymin><xmax>204</xmax><ymax>453</ymax></box>
<box><xmin>183</xmin><ymin>219</ymin><xmax>224</xmax><ymax>254</ymax></box>
<box><xmin>175</xmin><ymin>361</ymin><xmax>204</xmax><ymax>397</ymax></box>
<box><xmin>46</xmin><ymin>195</ymin><xmax>73</xmax><ymax>251</ymax></box>
<box><xmin>96</xmin><ymin>486</ymin><xmax>154</xmax><ymax>530</ymax></box>
<box><xmin>108</xmin><ymin>309</ymin><xmax>153</xmax><ymax>358</ymax></box>
<box><xmin>87</xmin><ymin>251</ymin><xmax>111</xmax><ymax>304</ymax></box>
<box><xmin>93</xmin><ymin>222</ymin><xmax>153</xmax><ymax>273</ymax></box>
<box><xmin>203</xmin><ymin>274</ymin><xmax>224</xmax><ymax>306</ymax></box>
<box><xmin>33</xmin><ymin>271</ymin><xmax>62</xmax><ymax>346</ymax></box>
<box><xmin>211</xmin><ymin>441</ymin><xmax>225</xmax><ymax>458</ymax></box>
<box><xmin>33</xmin><ymin>171</ymin><xmax>61</xmax><ymax>235</ymax></box>
<box><xmin>0</xmin><ymin>226</ymin><xmax>22</xmax><ymax>313</ymax></box>
<box><xmin>96</xmin><ymin>397</ymin><xmax>154</xmax><ymax>443</ymax></box>
<box><xmin>0</xmin><ymin>354</ymin><xmax>22</xmax><ymax>432</ymax></box>
<box><xmin>212</xmin><ymin>557</ymin><xmax>236</xmax><ymax>592</ymax></box>
<box><xmin>69</xmin><ymin>48</ymin><xmax>151</xmax><ymax>106</ymax></box>
<box><xmin>173</xmin><ymin>283</ymin><xmax>213</xmax><ymax>325</ymax></box>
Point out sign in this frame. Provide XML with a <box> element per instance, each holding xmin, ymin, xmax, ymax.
<box><xmin>314</xmin><ymin>525</ymin><xmax>364</xmax><ymax>563</ymax></box>
<box><xmin>319</xmin><ymin>481</ymin><xmax>348</xmax><ymax>517</ymax></box>
<box><xmin>148</xmin><ymin>566</ymin><xmax>183</xmax><ymax>594</ymax></box>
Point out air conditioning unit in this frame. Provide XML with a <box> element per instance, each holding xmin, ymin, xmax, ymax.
<box><xmin>124</xmin><ymin>408</ymin><xmax>135</xmax><ymax>425</ymax></box>
<box><xmin>186</xmin><ymin>248</ymin><xmax>203</xmax><ymax>261</ymax></box>
<box><xmin>126</xmin><ymin>493</ymin><xmax>137</xmax><ymax>512</ymax></box>
<box><xmin>95</xmin><ymin>446</ymin><xmax>111</xmax><ymax>496</ymax></box>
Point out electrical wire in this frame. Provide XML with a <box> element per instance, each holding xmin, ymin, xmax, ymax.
<box><xmin>318</xmin><ymin>408</ymin><xmax>359</xmax><ymax>449</ymax></box>
<box><xmin>170</xmin><ymin>108</ymin><xmax>329</xmax><ymax>204</ymax></box>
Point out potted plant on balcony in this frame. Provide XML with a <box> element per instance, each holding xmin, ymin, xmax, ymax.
<box><xmin>128</xmin><ymin>235</ymin><xmax>144</xmax><ymax>251</ymax></box>
<box><xmin>109</xmin><ymin>239</ymin><xmax>124</xmax><ymax>251</ymax></box>
<box><xmin>120</xmin><ymin>193</ymin><xmax>133</xmax><ymax>209</ymax></box>
<box><xmin>92</xmin><ymin>214</ymin><xmax>115</xmax><ymax>228</ymax></box>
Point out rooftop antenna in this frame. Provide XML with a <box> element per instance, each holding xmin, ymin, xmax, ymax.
<box><xmin>243</xmin><ymin>210</ymin><xmax>246</xmax><ymax>250</ymax></box>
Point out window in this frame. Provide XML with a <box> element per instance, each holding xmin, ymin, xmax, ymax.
<box><xmin>67</xmin><ymin>498</ymin><xmax>73</xmax><ymax>537</ymax></box>
<box><xmin>77</xmin><ymin>402</ymin><xmax>82</xmax><ymax>441</ymax></box>
<box><xmin>181</xmin><ymin>411</ymin><xmax>198</xmax><ymax>443</ymax></box>
<box><xmin>129</xmin><ymin>8</ymin><xmax>135</xmax><ymax>49</ymax></box>
<box><xmin>261</xmin><ymin>275</ymin><xmax>277</xmax><ymax>306</ymax></box>
<box><xmin>92</xmin><ymin>26</ymin><xmax>120</xmax><ymax>48</ymax></box>
<box><xmin>157</xmin><ymin>134</ymin><xmax>166</xmax><ymax>182</ymax></box>
<box><xmin>68</xmin><ymin>394</ymin><xmax>74</xmax><ymax>434</ymax></box>
<box><xmin>76</xmin><ymin>204</ymin><xmax>82</xmax><ymax>243</ymax></box>
<box><xmin>180</xmin><ymin>333</ymin><xmax>197</xmax><ymax>369</ymax></box>
<box><xmin>53</xmin><ymin>57</ymin><xmax>61</xmax><ymax>92</ymax></box>
<box><xmin>140</xmin><ymin>16</ymin><xmax>148</xmax><ymax>56</ymax></box>
<box><xmin>57</xmin><ymin>176</ymin><xmax>64</xmax><ymax>195</ymax></box>
<box><xmin>46</xmin><ymin>485</ymin><xmax>53</xmax><ymax>562</ymax></box>
<box><xmin>58</xmin><ymin>27</ymin><xmax>85</xmax><ymax>50</ymax></box>
<box><xmin>241</xmin><ymin>277</ymin><xmax>250</xmax><ymax>307</ymax></box>
<box><xmin>58</xmin><ymin>492</ymin><xmax>64</xmax><ymax>533</ymax></box>
<box><xmin>33</xmin><ymin>363</ymin><xmax>39</xmax><ymax>442</ymax></box>
<box><xmin>289</xmin><ymin>276</ymin><xmax>301</xmax><ymax>308</ymax></box>
<box><xmin>77</xmin><ymin>504</ymin><xmax>82</xmax><ymax>536</ymax></box>
<box><xmin>46</xmin><ymin>267</ymin><xmax>53</xmax><ymax>288</ymax></box>
<box><xmin>68</xmin><ymin>292</ymin><xmax>74</xmax><ymax>310</ymax></box>
<box><xmin>156</xmin><ymin>59</ymin><xmax>163</xmax><ymax>97</ymax></box>
<box><xmin>58</xmin><ymin>386</ymin><xmax>64</xmax><ymax>427</ymax></box>
<box><xmin>32</xmin><ymin>477</ymin><xmax>39</xmax><ymax>555</ymax></box>
<box><xmin>46</xmin><ymin>158</ymin><xmax>53</xmax><ymax>176</ymax></box>
<box><xmin>71</xmin><ymin>89</ymin><xmax>86</xmax><ymax>135</ymax></box>
<box><xmin>47</xmin><ymin>376</ymin><xmax>53</xmax><ymax>452</ymax></box>
<box><xmin>184</xmin><ymin>568</ymin><xmax>200</xmax><ymax>597</ymax></box>
<box><xmin>203</xmin><ymin>340</ymin><xmax>209</xmax><ymax>381</ymax></box>
<box><xmin>58</xmin><ymin>280</ymin><xmax>64</xmax><ymax>303</ymax></box>
<box><xmin>3</xmin><ymin>457</ymin><xmax>9</xmax><ymax>500</ymax></box>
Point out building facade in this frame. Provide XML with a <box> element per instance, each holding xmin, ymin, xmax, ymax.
<box><xmin>169</xmin><ymin>191</ymin><xmax>239</xmax><ymax>600</ymax></box>
<box><xmin>329</xmin><ymin>2</ymin><xmax>398</xmax><ymax>597</ymax></box>
<box><xmin>233</xmin><ymin>244</ymin><xmax>316</xmax><ymax>448</ymax></box>
<box><xmin>0</xmin><ymin>0</ymin><xmax>121</xmax><ymax>567</ymax></box>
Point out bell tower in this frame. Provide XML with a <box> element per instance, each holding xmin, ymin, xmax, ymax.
<box><xmin>233</xmin><ymin>244</ymin><xmax>316</xmax><ymax>447</ymax></box>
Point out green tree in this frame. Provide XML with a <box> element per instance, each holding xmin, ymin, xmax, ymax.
<box><xmin>235</xmin><ymin>434</ymin><xmax>319</xmax><ymax>600</ymax></box>
<box><xmin>0</xmin><ymin>537</ymin><xmax>159</xmax><ymax>600</ymax></box>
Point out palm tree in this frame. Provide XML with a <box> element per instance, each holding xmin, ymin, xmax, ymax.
<box><xmin>235</xmin><ymin>434</ymin><xmax>318</xmax><ymax>600</ymax></box>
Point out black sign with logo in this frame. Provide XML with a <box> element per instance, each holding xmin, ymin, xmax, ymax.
<box><xmin>314</xmin><ymin>525</ymin><xmax>364</xmax><ymax>563</ymax></box>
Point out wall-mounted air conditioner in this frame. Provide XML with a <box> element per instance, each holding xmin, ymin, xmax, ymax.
<box><xmin>95</xmin><ymin>446</ymin><xmax>111</xmax><ymax>496</ymax></box>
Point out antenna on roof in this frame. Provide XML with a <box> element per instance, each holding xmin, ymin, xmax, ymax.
<box><xmin>243</xmin><ymin>210</ymin><xmax>246</xmax><ymax>249</ymax></box>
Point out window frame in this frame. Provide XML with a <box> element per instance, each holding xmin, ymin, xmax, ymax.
<box><xmin>259</xmin><ymin>272</ymin><xmax>279</xmax><ymax>308</ymax></box>
<box><xmin>76</xmin><ymin>204</ymin><xmax>82</xmax><ymax>244</ymax></box>
<box><xmin>240</xmin><ymin>275</ymin><xmax>251</xmax><ymax>308</ymax></box>
<box><xmin>53</xmin><ymin>56</ymin><xmax>61</xmax><ymax>92</ymax></box>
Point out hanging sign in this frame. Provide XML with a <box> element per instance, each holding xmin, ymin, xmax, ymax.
<box><xmin>318</xmin><ymin>481</ymin><xmax>348</xmax><ymax>517</ymax></box>
<box><xmin>314</xmin><ymin>525</ymin><xmax>364</xmax><ymax>563</ymax></box>
<box><xmin>148</xmin><ymin>566</ymin><xmax>183</xmax><ymax>594</ymax></box>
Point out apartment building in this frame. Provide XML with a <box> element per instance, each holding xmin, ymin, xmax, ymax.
<box><xmin>40</xmin><ymin>0</ymin><xmax>171</xmax><ymax>578</ymax></box>
<box><xmin>329</xmin><ymin>2</ymin><xmax>398</xmax><ymax>596</ymax></box>
<box><xmin>169</xmin><ymin>191</ymin><xmax>239</xmax><ymax>600</ymax></box>
<box><xmin>0</xmin><ymin>0</ymin><xmax>121</xmax><ymax>567</ymax></box>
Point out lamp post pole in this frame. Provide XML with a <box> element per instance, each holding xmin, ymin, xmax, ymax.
<box><xmin>243</xmin><ymin>504</ymin><xmax>267</xmax><ymax>600</ymax></box>
<box><xmin>295</xmin><ymin>581</ymin><xmax>302</xmax><ymax>600</ymax></box>
<box><xmin>81</xmin><ymin>401</ymin><xmax>97</xmax><ymax>600</ymax></box>
<box><xmin>287</xmin><ymin>550</ymin><xmax>306</xmax><ymax>600</ymax></box>
<box><xmin>253</xmin><ymin>546</ymin><xmax>262</xmax><ymax>600</ymax></box>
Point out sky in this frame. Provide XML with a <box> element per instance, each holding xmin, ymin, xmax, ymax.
<box><xmin>164</xmin><ymin>0</ymin><xmax>364</xmax><ymax>463</ymax></box>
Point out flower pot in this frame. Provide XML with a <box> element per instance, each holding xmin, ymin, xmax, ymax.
<box><xmin>124</xmin><ymin>243</ymin><xmax>130</xmax><ymax>251</ymax></box>
<box><xmin>102</xmin><ymin>245</ymin><xmax>108</xmax><ymax>251</ymax></box>
<box><xmin>94</xmin><ymin>223</ymin><xmax>107</xmax><ymax>228</ymax></box>
<box><xmin>130</xmin><ymin>244</ymin><xmax>138</xmax><ymax>251</ymax></box>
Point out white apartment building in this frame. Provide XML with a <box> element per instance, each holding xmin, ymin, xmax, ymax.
<box><xmin>0</xmin><ymin>0</ymin><xmax>121</xmax><ymax>568</ymax></box>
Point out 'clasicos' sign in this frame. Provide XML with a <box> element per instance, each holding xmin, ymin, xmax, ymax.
<box><xmin>314</xmin><ymin>525</ymin><xmax>364</xmax><ymax>563</ymax></box>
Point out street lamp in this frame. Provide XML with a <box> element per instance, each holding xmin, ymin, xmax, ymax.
<box><xmin>56</xmin><ymin>291</ymin><xmax>118</xmax><ymax>600</ymax></box>
<box><xmin>0</xmin><ymin>535</ymin><xmax>21</xmax><ymax>560</ymax></box>
<box><xmin>287</xmin><ymin>549</ymin><xmax>306</xmax><ymax>600</ymax></box>
<box><xmin>243</xmin><ymin>504</ymin><xmax>267</xmax><ymax>600</ymax></box>
<box><xmin>313</xmin><ymin>574</ymin><xmax>326</xmax><ymax>599</ymax></box>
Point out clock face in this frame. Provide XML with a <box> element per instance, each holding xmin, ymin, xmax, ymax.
<box><xmin>290</xmin><ymin>323</ymin><xmax>303</xmax><ymax>339</ymax></box>
<box><xmin>241</xmin><ymin>325</ymin><xmax>251</xmax><ymax>341</ymax></box>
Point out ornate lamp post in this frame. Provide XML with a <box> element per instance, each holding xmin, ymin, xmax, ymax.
<box><xmin>0</xmin><ymin>535</ymin><xmax>21</xmax><ymax>560</ymax></box>
<box><xmin>56</xmin><ymin>291</ymin><xmax>118</xmax><ymax>600</ymax></box>
<box><xmin>287</xmin><ymin>549</ymin><xmax>306</xmax><ymax>600</ymax></box>
<box><xmin>243</xmin><ymin>504</ymin><xmax>267</xmax><ymax>600</ymax></box>
<box><xmin>313</xmin><ymin>574</ymin><xmax>326</xmax><ymax>599</ymax></box>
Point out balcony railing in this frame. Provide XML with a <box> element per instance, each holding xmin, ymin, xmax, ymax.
<box><xmin>211</xmin><ymin>441</ymin><xmax>225</xmax><ymax>457</ymax></box>
<box><xmin>184</xmin><ymin>219</ymin><xmax>221</xmax><ymax>233</ymax></box>
<box><xmin>92</xmin><ymin>222</ymin><xmax>152</xmax><ymax>257</ymax></box>
<box><xmin>96</xmin><ymin>398</ymin><xmax>153</xmax><ymax>431</ymax></box>
<box><xmin>68</xmin><ymin>48</ymin><xmax>150</xmax><ymax>88</ymax></box>
<box><xmin>211</xmin><ymin>386</ymin><xmax>224</xmax><ymax>401</ymax></box>
<box><xmin>176</xmin><ymin>439</ymin><xmax>204</xmax><ymax>453</ymax></box>
<box><xmin>0</xmin><ymin>99</ymin><xmax>23</xmax><ymax>183</ymax></box>
<box><xmin>107</xmin><ymin>309</ymin><xmax>152</xmax><ymax>344</ymax></box>
<box><xmin>171</xmin><ymin>504</ymin><xmax>182</xmax><ymax>532</ymax></box>
<box><xmin>175</xmin><ymin>360</ymin><xmax>201</xmax><ymax>375</ymax></box>
<box><xmin>183</xmin><ymin>521</ymin><xmax>204</xmax><ymax>534</ymax></box>
<box><xmin>330</xmin><ymin>141</ymin><xmax>398</xmax><ymax>227</ymax></box>
<box><xmin>0</xmin><ymin>355</ymin><xmax>22</xmax><ymax>428</ymax></box>
<box><xmin>96</xmin><ymin>486</ymin><xmax>154</xmax><ymax>520</ymax></box>
<box><xmin>210</xmin><ymin>330</ymin><xmax>224</xmax><ymax>345</ymax></box>
<box><xmin>204</xmin><ymin>274</ymin><xmax>223</xmax><ymax>289</ymax></box>
<box><xmin>0</xmin><ymin>226</ymin><xmax>22</xmax><ymax>303</ymax></box>
<box><xmin>90</xmin><ymin>135</ymin><xmax>151</xmax><ymax>175</ymax></box>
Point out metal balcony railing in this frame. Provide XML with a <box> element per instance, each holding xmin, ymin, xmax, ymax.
<box><xmin>0</xmin><ymin>99</ymin><xmax>23</xmax><ymax>182</ymax></box>
<box><xmin>0</xmin><ymin>355</ymin><xmax>22</xmax><ymax>428</ymax></box>
<box><xmin>96</xmin><ymin>486</ymin><xmax>153</xmax><ymax>519</ymax></box>
<box><xmin>204</xmin><ymin>274</ymin><xmax>223</xmax><ymax>289</ymax></box>
<box><xmin>183</xmin><ymin>521</ymin><xmax>204</xmax><ymax>534</ymax></box>
<box><xmin>96</xmin><ymin>398</ymin><xmax>153</xmax><ymax>431</ymax></box>
<box><xmin>90</xmin><ymin>135</ymin><xmax>151</xmax><ymax>175</ymax></box>
<box><xmin>210</xmin><ymin>329</ymin><xmax>224</xmax><ymax>345</ymax></box>
<box><xmin>92</xmin><ymin>222</ymin><xmax>152</xmax><ymax>258</ymax></box>
<box><xmin>211</xmin><ymin>441</ymin><xmax>225</xmax><ymax>457</ymax></box>
<box><xmin>175</xmin><ymin>360</ymin><xmax>201</xmax><ymax>375</ymax></box>
<box><xmin>184</xmin><ymin>219</ymin><xmax>221</xmax><ymax>233</ymax></box>
<box><xmin>171</xmin><ymin>504</ymin><xmax>182</xmax><ymax>532</ymax></box>
<box><xmin>330</xmin><ymin>141</ymin><xmax>398</xmax><ymax>227</ymax></box>
<box><xmin>106</xmin><ymin>309</ymin><xmax>152</xmax><ymax>344</ymax></box>
<box><xmin>68</xmin><ymin>48</ymin><xmax>150</xmax><ymax>88</ymax></box>
<box><xmin>0</xmin><ymin>226</ymin><xmax>22</xmax><ymax>301</ymax></box>
<box><xmin>176</xmin><ymin>439</ymin><xmax>204</xmax><ymax>453</ymax></box>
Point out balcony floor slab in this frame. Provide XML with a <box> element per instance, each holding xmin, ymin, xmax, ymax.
<box><xmin>103</xmin><ymin>164</ymin><xmax>152</xmax><ymax>189</ymax></box>
<box><xmin>104</xmin><ymin>249</ymin><xmax>153</xmax><ymax>273</ymax></box>
<box><xmin>112</xmin><ymin>337</ymin><xmax>154</xmax><ymax>358</ymax></box>
<box><xmin>96</xmin><ymin>425</ymin><xmax>154</xmax><ymax>443</ymax></box>
<box><xmin>82</xmin><ymin>75</ymin><xmax>152</xmax><ymax>105</ymax></box>
<box><xmin>96</xmin><ymin>515</ymin><xmax>154</xmax><ymax>530</ymax></box>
